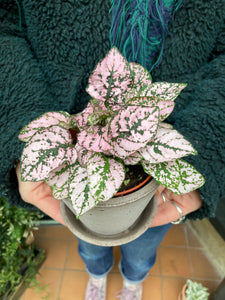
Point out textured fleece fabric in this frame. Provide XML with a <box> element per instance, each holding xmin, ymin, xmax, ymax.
<box><xmin>0</xmin><ymin>0</ymin><xmax>224</xmax><ymax>220</ymax></box>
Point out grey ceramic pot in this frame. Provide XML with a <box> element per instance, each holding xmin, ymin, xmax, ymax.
<box><xmin>60</xmin><ymin>178</ymin><xmax>159</xmax><ymax>246</ymax></box>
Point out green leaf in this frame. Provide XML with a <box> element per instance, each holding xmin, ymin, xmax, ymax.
<box><xmin>86</xmin><ymin>153</ymin><xmax>125</xmax><ymax>202</ymax></box>
<box><xmin>142</xmin><ymin>159</ymin><xmax>205</xmax><ymax>194</ymax></box>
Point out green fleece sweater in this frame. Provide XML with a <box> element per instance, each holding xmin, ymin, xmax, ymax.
<box><xmin>0</xmin><ymin>0</ymin><xmax>225</xmax><ymax>220</ymax></box>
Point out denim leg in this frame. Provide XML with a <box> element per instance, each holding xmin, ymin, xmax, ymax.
<box><xmin>119</xmin><ymin>223</ymin><xmax>172</xmax><ymax>284</ymax></box>
<box><xmin>77</xmin><ymin>238</ymin><xmax>114</xmax><ymax>278</ymax></box>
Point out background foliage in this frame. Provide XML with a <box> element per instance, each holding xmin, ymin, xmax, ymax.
<box><xmin>0</xmin><ymin>197</ymin><xmax>44</xmax><ymax>298</ymax></box>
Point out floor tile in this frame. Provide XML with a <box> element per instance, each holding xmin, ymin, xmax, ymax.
<box><xmin>44</xmin><ymin>225</ymin><xmax>74</xmax><ymax>240</ymax></box>
<box><xmin>189</xmin><ymin>248</ymin><xmax>221</xmax><ymax>280</ymax></box>
<box><xmin>65</xmin><ymin>240</ymin><xmax>86</xmax><ymax>270</ymax></box>
<box><xmin>111</xmin><ymin>246</ymin><xmax>121</xmax><ymax>273</ymax></box>
<box><xmin>150</xmin><ymin>252</ymin><xmax>161</xmax><ymax>276</ymax></box>
<box><xmin>185</xmin><ymin>227</ymin><xmax>203</xmax><ymax>248</ymax></box>
<box><xmin>107</xmin><ymin>273</ymin><xmax>123</xmax><ymax>300</ymax></box>
<box><xmin>161</xmin><ymin>277</ymin><xmax>187</xmax><ymax>300</ymax></box>
<box><xmin>59</xmin><ymin>270</ymin><xmax>89</xmax><ymax>300</ymax></box>
<box><xmin>159</xmin><ymin>246</ymin><xmax>191</xmax><ymax>277</ymax></box>
<box><xmin>161</xmin><ymin>224</ymin><xmax>187</xmax><ymax>247</ymax></box>
<box><xmin>33</xmin><ymin>227</ymin><xmax>47</xmax><ymax>239</ymax></box>
<box><xmin>143</xmin><ymin>276</ymin><xmax>161</xmax><ymax>300</ymax></box>
<box><xmin>23</xmin><ymin>268</ymin><xmax>62</xmax><ymax>300</ymax></box>
<box><xmin>35</xmin><ymin>239</ymin><xmax>69</xmax><ymax>269</ymax></box>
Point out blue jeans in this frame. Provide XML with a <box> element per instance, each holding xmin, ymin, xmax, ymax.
<box><xmin>77</xmin><ymin>223</ymin><xmax>172</xmax><ymax>284</ymax></box>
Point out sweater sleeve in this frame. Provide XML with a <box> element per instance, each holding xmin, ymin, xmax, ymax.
<box><xmin>0</xmin><ymin>2</ymin><xmax>59</xmax><ymax>208</ymax></box>
<box><xmin>169</xmin><ymin>46</ymin><xmax>225</xmax><ymax>220</ymax></box>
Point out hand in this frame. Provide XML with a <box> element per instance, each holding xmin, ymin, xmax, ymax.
<box><xmin>151</xmin><ymin>186</ymin><xmax>203</xmax><ymax>227</ymax></box>
<box><xmin>16</xmin><ymin>163</ymin><xmax>66</xmax><ymax>226</ymax></box>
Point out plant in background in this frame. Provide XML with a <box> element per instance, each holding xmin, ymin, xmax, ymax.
<box><xmin>18</xmin><ymin>47</ymin><xmax>205</xmax><ymax>218</ymax></box>
<box><xmin>0</xmin><ymin>197</ymin><xmax>46</xmax><ymax>299</ymax></box>
<box><xmin>184</xmin><ymin>279</ymin><xmax>210</xmax><ymax>300</ymax></box>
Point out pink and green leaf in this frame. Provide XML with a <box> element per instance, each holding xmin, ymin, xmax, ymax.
<box><xmin>86</xmin><ymin>153</ymin><xmax>125</xmax><ymax>202</ymax></box>
<box><xmin>172</xmin><ymin>160</ymin><xmax>205</xmax><ymax>194</ymax></box>
<box><xmin>86</xmin><ymin>47</ymin><xmax>133</xmax><ymax>106</ymax></box>
<box><xmin>19</xmin><ymin>111</ymin><xmax>72</xmax><ymax>142</ymax></box>
<box><xmin>109</xmin><ymin>106</ymin><xmax>159</xmax><ymax>158</ymax></box>
<box><xmin>72</xmin><ymin>103</ymin><xmax>95</xmax><ymax>130</ymax></box>
<box><xmin>129</xmin><ymin>62</ymin><xmax>152</xmax><ymax>95</ymax></box>
<box><xmin>77</xmin><ymin>124</ymin><xmax>113</xmax><ymax>153</ymax></box>
<box><xmin>123</xmin><ymin>151</ymin><xmax>143</xmax><ymax>165</ymax></box>
<box><xmin>45</xmin><ymin>163</ymin><xmax>71</xmax><ymax>200</ymax></box>
<box><xmin>139</xmin><ymin>127</ymin><xmax>197</xmax><ymax>163</ymax></box>
<box><xmin>69</xmin><ymin>162</ymin><xmax>96</xmax><ymax>217</ymax></box>
<box><xmin>159</xmin><ymin>123</ymin><xmax>173</xmax><ymax>129</ymax></box>
<box><xmin>143</xmin><ymin>82</ymin><xmax>187</xmax><ymax>101</ymax></box>
<box><xmin>142</xmin><ymin>159</ymin><xmax>205</xmax><ymax>194</ymax></box>
<box><xmin>20</xmin><ymin>126</ymin><xmax>76</xmax><ymax>181</ymax></box>
<box><xmin>75</xmin><ymin>144</ymin><xmax>95</xmax><ymax>167</ymax></box>
<box><xmin>127</xmin><ymin>97</ymin><xmax>174</xmax><ymax>121</ymax></box>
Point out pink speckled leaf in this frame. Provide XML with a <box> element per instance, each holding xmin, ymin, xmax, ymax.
<box><xmin>127</xmin><ymin>97</ymin><xmax>174</xmax><ymax>121</ymax></box>
<box><xmin>77</xmin><ymin>123</ymin><xmax>113</xmax><ymax>153</ymax></box>
<box><xmin>73</xmin><ymin>102</ymin><xmax>95</xmax><ymax>129</ymax></box>
<box><xmin>146</xmin><ymin>98</ymin><xmax>174</xmax><ymax>121</ymax></box>
<box><xmin>73</xmin><ymin>100</ymin><xmax>111</xmax><ymax>129</ymax></box>
<box><xmin>123</xmin><ymin>151</ymin><xmax>142</xmax><ymax>165</ymax></box>
<box><xmin>87</xmin><ymin>153</ymin><xmax>125</xmax><ymax>202</ymax></box>
<box><xmin>144</xmin><ymin>82</ymin><xmax>187</xmax><ymax>101</ymax></box>
<box><xmin>159</xmin><ymin>123</ymin><xmax>173</xmax><ymax>129</ymax></box>
<box><xmin>45</xmin><ymin>163</ymin><xmax>71</xmax><ymax>200</ymax></box>
<box><xmin>129</xmin><ymin>62</ymin><xmax>152</xmax><ymax>93</ymax></box>
<box><xmin>125</xmin><ymin>62</ymin><xmax>152</xmax><ymax>100</ymax></box>
<box><xmin>69</xmin><ymin>162</ymin><xmax>96</xmax><ymax>217</ymax></box>
<box><xmin>142</xmin><ymin>159</ymin><xmax>205</xmax><ymax>194</ymax></box>
<box><xmin>86</xmin><ymin>47</ymin><xmax>132</xmax><ymax>106</ymax></box>
<box><xmin>109</xmin><ymin>106</ymin><xmax>159</xmax><ymax>158</ymax></box>
<box><xmin>20</xmin><ymin>126</ymin><xmax>77</xmax><ymax>181</ymax></box>
<box><xmin>139</xmin><ymin>127</ymin><xmax>197</xmax><ymax>163</ymax></box>
<box><xmin>19</xmin><ymin>111</ymin><xmax>72</xmax><ymax>142</ymax></box>
<box><xmin>172</xmin><ymin>159</ymin><xmax>205</xmax><ymax>194</ymax></box>
<box><xmin>142</xmin><ymin>160</ymin><xmax>180</xmax><ymax>188</ymax></box>
<box><xmin>75</xmin><ymin>144</ymin><xmax>95</xmax><ymax>167</ymax></box>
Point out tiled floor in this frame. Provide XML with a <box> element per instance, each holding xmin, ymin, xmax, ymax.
<box><xmin>19</xmin><ymin>223</ymin><xmax>223</xmax><ymax>300</ymax></box>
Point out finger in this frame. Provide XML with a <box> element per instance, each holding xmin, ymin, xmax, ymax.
<box><xmin>150</xmin><ymin>200</ymin><xmax>184</xmax><ymax>227</ymax></box>
<box><xmin>155</xmin><ymin>189</ymin><xmax>167</xmax><ymax>206</ymax></box>
<box><xmin>162</xmin><ymin>189</ymin><xmax>202</xmax><ymax>214</ymax></box>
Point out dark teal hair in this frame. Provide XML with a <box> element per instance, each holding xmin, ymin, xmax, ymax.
<box><xmin>110</xmin><ymin>0</ymin><xmax>184</xmax><ymax>71</ymax></box>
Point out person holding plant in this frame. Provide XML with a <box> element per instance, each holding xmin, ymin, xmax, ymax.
<box><xmin>1</xmin><ymin>0</ymin><xmax>224</xmax><ymax>299</ymax></box>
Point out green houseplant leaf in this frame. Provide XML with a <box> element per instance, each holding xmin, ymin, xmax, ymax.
<box><xmin>139</xmin><ymin>126</ymin><xmax>197</xmax><ymax>163</ymax></box>
<box><xmin>0</xmin><ymin>198</ymin><xmax>45</xmax><ymax>298</ymax></box>
<box><xmin>19</xmin><ymin>111</ymin><xmax>72</xmax><ymax>142</ymax></box>
<box><xmin>142</xmin><ymin>159</ymin><xmax>205</xmax><ymax>194</ymax></box>
<box><xmin>86</xmin><ymin>153</ymin><xmax>125</xmax><ymax>202</ymax></box>
<box><xmin>20</xmin><ymin>126</ymin><xmax>77</xmax><ymax>181</ymax></box>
